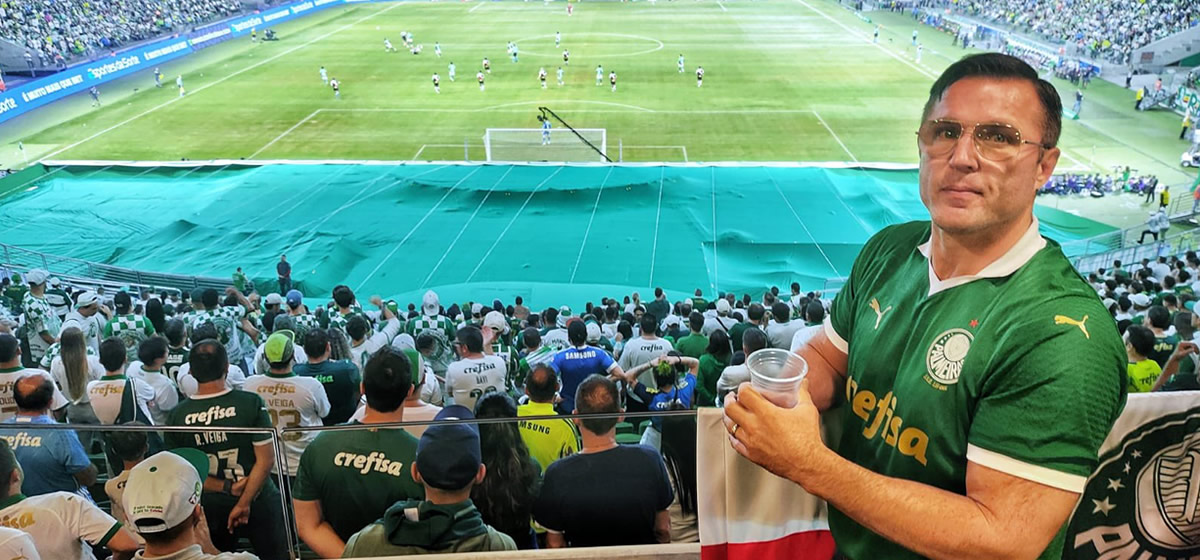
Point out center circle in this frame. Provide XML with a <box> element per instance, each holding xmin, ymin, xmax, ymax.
<box><xmin>513</xmin><ymin>32</ymin><xmax>664</xmax><ymax>58</ymax></box>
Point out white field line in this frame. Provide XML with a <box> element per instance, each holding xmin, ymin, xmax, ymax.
<box><xmin>569</xmin><ymin>166</ymin><xmax>615</xmax><ymax>283</ymax></box>
<box><xmin>38</xmin><ymin>4</ymin><xmax>404</xmax><ymax>162</ymax></box>
<box><xmin>465</xmin><ymin>167</ymin><xmax>564</xmax><ymax>282</ymax></box>
<box><xmin>648</xmin><ymin>167</ymin><xmax>666</xmax><ymax>286</ymax></box>
<box><xmin>469</xmin><ymin>2</ymin><xmax>485</xmax><ymax>13</ymax></box>
<box><xmin>412</xmin><ymin>145</ymin><xmax>428</xmax><ymax>160</ymax></box>
<box><xmin>717</xmin><ymin>0</ymin><xmax>728</xmax><ymax>11</ymax></box>
<box><xmin>251</xmin><ymin>110</ymin><xmax>321</xmax><ymax>159</ymax></box>
<box><xmin>765</xmin><ymin>167</ymin><xmax>842</xmax><ymax>278</ymax></box>
<box><xmin>813</xmin><ymin>110</ymin><xmax>858</xmax><ymax>163</ymax></box>
<box><xmin>420</xmin><ymin>166</ymin><xmax>515</xmax><ymax>288</ymax></box>
<box><xmin>354</xmin><ymin>166</ymin><xmax>485</xmax><ymax>291</ymax></box>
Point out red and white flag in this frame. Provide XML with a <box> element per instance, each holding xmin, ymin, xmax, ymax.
<box><xmin>697</xmin><ymin>407</ymin><xmax>836</xmax><ymax>560</ymax></box>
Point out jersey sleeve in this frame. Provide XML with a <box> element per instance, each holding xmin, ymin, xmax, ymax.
<box><xmin>827</xmin><ymin>225</ymin><xmax>897</xmax><ymax>353</ymax></box>
<box><xmin>248</xmin><ymin>394</ymin><xmax>274</xmax><ymax>444</ymax></box>
<box><xmin>66</xmin><ymin>493</ymin><xmax>123</xmax><ymax>547</ymax></box>
<box><xmin>600</xmin><ymin>350</ymin><xmax>616</xmax><ymax>372</ymax></box>
<box><xmin>0</xmin><ymin>529</ymin><xmax>41</xmax><ymax>560</ymax></box>
<box><xmin>967</xmin><ymin>305</ymin><xmax>1126</xmax><ymax>492</ymax></box>
<box><xmin>54</xmin><ymin>429</ymin><xmax>93</xmax><ymax>475</ymax></box>
<box><xmin>311</xmin><ymin>379</ymin><xmax>331</xmax><ymax>419</ymax></box>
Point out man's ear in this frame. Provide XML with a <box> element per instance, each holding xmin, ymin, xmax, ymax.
<box><xmin>475</xmin><ymin>464</ymin><xmax>486</xmax><ymax>485</ymax></box>
<box><xmin>411</xmin><ymin>463</ymin><xmax>423</xmax><ymax>484</ymax></box>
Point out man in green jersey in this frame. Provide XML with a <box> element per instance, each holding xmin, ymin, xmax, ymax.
<box><xmin>293</xmin><ymin>347</ymin><xmax>424</xmax><ymax>558</ymax></box>
<box><xmin>166</xmin><ymin>339</ymin><xmax>287</xmax><ymax>559</ymax></box>
<box><xmin>723</xmin><ymin>53</ymin><xmax>1125</xmax><ymax>560</ymax></box>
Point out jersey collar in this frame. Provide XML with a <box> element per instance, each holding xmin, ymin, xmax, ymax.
<box><xmin>0</xmin><ymin>367</ymin><xmax>23</xmax><ymax>374</ymax></box>
<box><xmin>917</xmin><ymin>217</ymin><xmax>1047</xmax><ymax>297</ymax></box>
<box><xmin>0</xmin><ymin>494</ymin><xmax>25</xmax><ymax>510</ymax></box>
<box><xmin>100</xmin><ymin>374</ymin><xmax>126</xmax><ymax>381</ymax></box>
<box><xmin>189</xmin><ymin>388</ymin><xmax>233</xmax><ymax>400</ymax></box>
<box><xmin>266</xmin><ymin>371</ymin><xmax>297</xmax><ymax>379</ymax></box>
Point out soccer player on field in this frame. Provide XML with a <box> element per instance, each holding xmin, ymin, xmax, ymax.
<box><xmin>449</xmin><ymin>62</ymin><xmax>456</xmax><ymax>81</ymax></box>
<box><xmin>435</xmin><ymin>42</ymin><xmax>442</xmax><ymax>57</ymax></box>
<box><xmin>483</xmin><ymin>57</ymin><xmax>491</xmax><ymax>73</ymax></box>
<box><xmin>555</xmin><ymin>31</ymin><xmax>561</xmax><ymax>47</ymax></box>
<box><xmin>696</xmin><ymin>66</ymin><xmax>704</xmax><ymax>87</ymax></box>
<box><xmin>478</xmin><ymin>71</ymin><xmax>485</xmax><ymax>91</ymax></box>
<box><xmin>384</xmin><ymin>38</ymin><xmax>396</xmax><ymax>52</ymax></box>
<box><xmin>432</xmin><ymin>72</ymin><xmax>440</xmax><ymax>93</ymax></box>
<box><xmin>539</xmin><ymin>67</ymin><xmax>547</xmax><ymax>88</ymax></box>
<box><xmin>541</xmin><ymin>116</ymin><xmax>551</xmax><ymax>145</ymax></box>
<box><xmin>557</xmin><ymin>66</ymin><xmax>564</xmax><ymax>86</ymax></box>
<box><xmin>678</xmin><ymin>54</ymin><xmax>685</xmax><ymax>73</ymax></box>
<box><xmin>511</xmin><ymin>43</ymin><xmax>519</xmax><ymax>63</ymax></box>
<box><xmin>566</xmin><ymin>2</ymin><xmax>572</xmax><ymax>15</ymax></box>
<box><xmin>596</xmin><ymin>64</ymin><xmax>603</xmax><ymax>85</ymax></box>
<box><xmin>154</xmin><ymin>67</ymin><xmax>162</xmax><ymax>87</ymax></box>
<box><xmin>319</xmin><ymin>66</ymin><xmax>328</xmax><ymax>84</ymax></box>
<box><xmin>89</xmin><ymin>86</ymin><xmax>100</xmax><ymax>107</ymax></box>
<box><xmin>609</xmin><ymin>70</ymin><xmax>617</xmax><ymax>92</ymax></box>
<box><xmin>176</xmin><ymin>75</ymin><xmax>184</xmax><ymax>97</ymax></box>
<box><xmin>331</xmin><ymin>78</ymin><xmax>341</xmax><ymax>99</ymax></box>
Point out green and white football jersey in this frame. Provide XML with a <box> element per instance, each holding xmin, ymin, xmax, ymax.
<box><xmin>189</xmin><ymin>305</ymin><xmax>248</xmax><ymax>362</ymax></box>
<box><xmin>21</xmin><ymin>292</ymin><xmax>60</xmax><ymax>362</ymax></box>
<box><xmin>826</xmin><ymin>221</ymin><xmax>1126</xmax><ymax>560</ymax></box>
<box><xmin>103</xmin><ymin>314</ymin><xmax>155</xmax><ymax>361</ymax></box>
<box><xmin>404</xmin><ymin>315</ymin><xmax>457</xmax><ymax>374</ymax></box>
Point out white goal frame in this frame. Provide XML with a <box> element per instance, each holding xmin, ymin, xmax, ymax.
<box><xmin>483</xmin><ymin>128</ymin><xmax>608</xmax><ymax>162</ymax></box>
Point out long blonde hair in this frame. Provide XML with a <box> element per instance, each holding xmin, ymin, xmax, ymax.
<box><xmin>59</xmin><ymin>328</ymin><xmax>89</xmax><ymax>402</ymax></box>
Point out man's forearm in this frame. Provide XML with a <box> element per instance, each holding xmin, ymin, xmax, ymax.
<box><xmin>804</xmin><ymin>451</ymin><xmax>1040</xmax><ymax>560</ymax></box>
<box><xmin>238</xmin><ymin>448</ymin><xmax>275</xmax><ymax>509</ymax></box>
<box><xmin>39</xmin><ymin>331</ymin><xmax>54</xmax><ymax>344</ymax></box>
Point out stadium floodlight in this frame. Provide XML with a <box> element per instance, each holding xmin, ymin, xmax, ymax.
<box><xmin>483</xmin><ymin>127</ymin><xmax>608</xmax><ymax>162</ymax></box>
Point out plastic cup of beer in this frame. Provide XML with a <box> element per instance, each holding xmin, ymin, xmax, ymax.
<box><xmin>746</xmin><ymin>348</ymin><xmax>808</xmax><ymax>408</ymax></box>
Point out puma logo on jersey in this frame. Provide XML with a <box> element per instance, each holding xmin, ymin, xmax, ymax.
<box><xmin>869</xmin><ymin>298</ymin><xmax>893</xmax><ymax>330</ymax></box>
<box><xmin>184</xmin><ymin>405</ymin><xmax>237</xmax><ymax>425</ymax></box>
<box><xmin>1054</xmin><ymin>314</ymin><xmax>1090</xmax><ymax>339</ymax></box>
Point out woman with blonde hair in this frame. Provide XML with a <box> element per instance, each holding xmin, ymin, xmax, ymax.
<box><xmin>50</xmin><ymin>327</ymin><xmax>104</xmax><ymax>450</ymax></box>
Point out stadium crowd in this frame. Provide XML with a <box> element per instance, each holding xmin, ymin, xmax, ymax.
<box><xmin>0</xmin><ymin>246</ymin><xmax>1193</xmax><ymax>558</ymax></box>
<box><xmin>0</xmin><ymin>266</ymin><xmax>836</xmax><ymax>558</ymax></box>
<box><xmin>952</xmin><ymin>0</ymin><xmax>1200</xmax><ymax>64</ymax></box>
<box><xmin>0</xmin><ymin>0</ymin><xmax>242</xmax><ymax>67</ymax></box>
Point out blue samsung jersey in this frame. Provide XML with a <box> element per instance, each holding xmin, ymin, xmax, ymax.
<box><xmin>552</xmin><ymin>345</ymin><xmax>614</xmax><ymax>412</ymax></box>
<box><xmin>632</xmin><ymin>373</ymin><xmax>696</xmax><ymax>430</ymax></box>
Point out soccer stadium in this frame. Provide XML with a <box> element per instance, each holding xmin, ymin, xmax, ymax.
<box><xmin>1</xmin><ymin>0</ymin><xmax>1200</xmax><ymax>558</ymax></box>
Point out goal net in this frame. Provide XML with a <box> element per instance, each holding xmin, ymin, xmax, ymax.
<box><xmin>483</xmin><ymin>128</ymin><xmax>607</xmax><ymax>162</ymax></box>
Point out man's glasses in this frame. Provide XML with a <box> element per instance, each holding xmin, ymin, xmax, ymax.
<box><xmin>916</xmin><ymin>119</ymin><xmax>1051</xmax><ymax>161</ymax></box>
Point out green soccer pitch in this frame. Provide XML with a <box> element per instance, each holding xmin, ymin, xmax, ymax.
<box><xmin>1</xmin><ymin>0</ymin><xmax>1196</xmax><ymax>199</ymax></box>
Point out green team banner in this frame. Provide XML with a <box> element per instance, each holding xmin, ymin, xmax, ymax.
<box><xmin>1064</xmin><ymin>391</ymin><xmax>1200</xmax><ymax>559</ymax></box>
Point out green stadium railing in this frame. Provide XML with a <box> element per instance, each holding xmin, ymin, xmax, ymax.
<box><xmin>0</xmin><ymin>242</ymin><xmax>230</xmax><ymax>294</ymax></box>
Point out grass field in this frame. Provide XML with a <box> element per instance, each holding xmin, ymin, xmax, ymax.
<box><xmin>2</xmin><ymin>0</ymin><xmax>1200</xmax><ymax>230</ymax></box>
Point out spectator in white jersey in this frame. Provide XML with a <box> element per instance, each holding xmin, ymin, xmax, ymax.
<box><xmin>765</xmin><ymin>301</ymin><xmax>803</xmax><ymax>349</ymax></box>
<box><xmin>124</xmin><ymin>447</ymin><xmax>257</xmax><ymax>559</ymax></box>
<box><xmin>446</xmin><ymin>326</ymin><xmax>507</xmax><ymax>411</ymax></box>
<box><xmin>347</xmin><ymin>296</ymin><xmax>401</xmax><ymax>370</ymax></box>
<box><xmin>702</xmin><ymin>299</ymin><xmax>737</xmax><ymax>337</ymax></box>
<box><xmin>0</xmin><ymin>333</ymin><xmax>68</xmax><ymax>420</ymax></box>
<box><xmin>790</xmin><ymin>300</ymin><xmax>825</xmax><ymax>352</ymax></box>
<box><xmin>61</xmin><ymin>291</ymin><xmax>110</xmax><ymax>354</ymax></box>
<box><xmin>618</xmin><ymin>313</ymin><xmax>675</xmax><ymax>389</ymax></box>
<box><xmin>716</xmin><ymin>327</ymin><xmax>768</xmax><ymax>404</ymax></box>
<box><xmin>520</xmin><ymin>327</ymin><xmax>556</xmax><ymax>370</ymax></box>
<box><xmin>127</xmin><ymin>336</ymin><xmax>179</xmax><ymax>427</ymax></box>
<box><xmin>0</xmin><ymin>437</ymin><xmax>139</xmax><ymax>560</ymax></box>
<box><xmin>91</xmin><ymin>338</ymin><xmax>156</xmax><ymax>426</ymax></box>
<box><xmin>244</xmin><ymin>331</ymin><xmax>329</xmax><ymax>485</ymax></box>
<box><xmin>251</xmin><ymin>315</ymin><xmax>308</xmax><ymax>376</ymax></box>
<box><xmin>177</xmin><ymin>324</ymin><xmax>247</xmax><ymax>398</ymax></box>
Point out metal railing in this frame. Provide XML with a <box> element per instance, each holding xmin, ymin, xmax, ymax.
<box><xmin>0</xmin><ymin>242</ymin><xmax>229</xmax><ymax>294</ymax></box>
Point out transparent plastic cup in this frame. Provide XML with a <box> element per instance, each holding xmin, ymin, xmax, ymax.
<box><xmin>746</xmin><ymin>348</ymin><xmax>809</xmax><ymax>408</ymax></box>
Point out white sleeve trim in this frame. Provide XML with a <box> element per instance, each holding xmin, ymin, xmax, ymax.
<box><xmin>966</xmin><ymin>444</ymin><xmax>1087</xmax><ymax>493</ymax></box>
<box><xmin>822</xmin><ymin>317</ymin><xmax>848</xmax><ymax>354</ymax></box>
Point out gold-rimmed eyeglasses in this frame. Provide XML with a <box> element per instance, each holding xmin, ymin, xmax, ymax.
<box><xmin>916</xmin><ymin>119</ymin><xmax>1052</xmax><ymax>161</ymax></box>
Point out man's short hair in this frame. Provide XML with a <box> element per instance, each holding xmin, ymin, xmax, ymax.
<box><xmin>456</xmin><ymin>325</ymin><xmax>484</xmax><ymax>353</ymax></box>
<box><xmin>640</xmin><ymin>313</ymin><xmax>658</xmax><ymax>336</ymax></box>
<box><xmin>525</xmin><ymin>364</ymin><xmax>558</xmax><ymax>403</ymax></box>
<box><xmin>742</xmin><ymin>327</ymin><xmax>768</xmax><ymax>354</ymax></box>
<box><xmin>1126</xmin><ymin>325</ymin><xmax>1155</xmax><ymax>357</ymax></box>
<box><xmin>99</xmin><ymin>338</ymin><xmax>127</xmax><ymax>372</ymax></box>
<box><xmin>108</xmin><ymin>423</ymin><xmax>149</xmax><ymax>463</ymax></box>
<box><xmin>415</xmin><ymin>332</ymin><xmax>439</xmax><ymax>353</ymax></box>
<box><xmin>332</xmin><ymin>285</ymin><xmax>354</xmax><ymax>308</ymax></box>
<box><xmin>1164</xmin><ymin>294</ymin><xmax>1179</xmax><ymax>307</ymax></box>
<box><xmin>163</xmin><ymin>319</ymin><xmax>186</xmax><ymax>347</ymax></box>
<box><xmin>567</xmin><ymin>321</ymin><xmax>587</xmax><ymax>346</ymax></box>
<box><xmin>1148</xmin><ymin>305</ymin><xmax>1171</xmax><ymax>329</ymax></box>
<box><xmin>304</xmin><ymin>328</ymin><xmax>330</xmax><ymax>359</ymax></box>
<box><xmin>576</xmin><ymin>374</ymin><xmax>620</xmax><ymax>435</ymax></box>
<box><xmin>747</xmin><ymin>303</ymin><xmax>765</xmax><ymax>322</ymax></box>
<box><xmin>363</xmin><ymin>347</ymin><xmax>412</xmax><ymax>414</ymax></box>
<box><xmin>201</xmin><ymin>288</ymin><xmax>220</xmax><ymax>309</ymax></box>
<box><xmin>346</xmin><ymin>315</ymin><xmax>370</xmax><ymax>342</ymax></box>
<box><xmin>0</xmin><ymin>334</ymin><xmax>18</xmax><ymax>363</ymax></box>
<box><xmin>14</xmin><ymin>375</ymin><xmax>54</xmax><ymax>412</ymax></box>
<box><xmin>923</xmin><ymin>52</ymin><xmax>1062</xmax><ymax>149</ymax></box>
<box><xmin>805</xmin><ymin>301</ymin><xmax>825</xmax><ymax>323</ymax></box>
<box><xmin>688</xmin><ymin>311</ymin><xmax>705</xmax><ymax>333</ymax></box>
<box><xmin>189</xmin><ymin>340</ymin><xmax>228</xmax><ymax>383</ymax></box>
<box><xmin>137</xmin><ymin>336</ymin><xmax>169</xmax><ymax>366</ymax></box>
<box><xmin>522</xmin><ymin>327</ymin><xmax>541</xmax><ymax>349</ymax></box>
<box><xmin>771</xmin><ymin>302</ymin><xmax>791</xmax><ymax>323</ymax></box>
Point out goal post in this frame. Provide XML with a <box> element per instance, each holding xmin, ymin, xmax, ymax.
<box><xmin>483</xmin><ymin>128</ymin><xmax>607</xmax><ymax>162</ymax></box>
